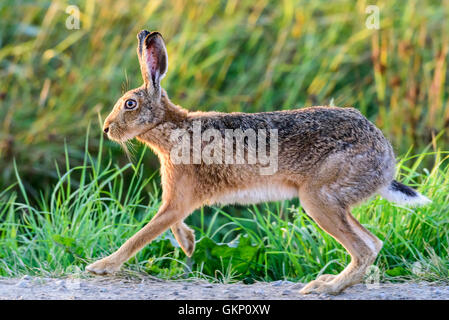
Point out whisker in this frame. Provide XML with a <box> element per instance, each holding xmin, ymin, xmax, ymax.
<box><xmin>119</xmin><ymin>141</ymin><xmax>134</xmax><ymax>163</ymax></box>
<box><xmin>127</xmin><ymin>140</ymin><xmax>137</xmax><ymax>153</ymax></box>
<box><xmin>126</xmin><ymin>140</ymin><xmax>137</xmax><ymax>159</ymax></box>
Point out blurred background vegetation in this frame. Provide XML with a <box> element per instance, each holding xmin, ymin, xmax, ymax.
<box><xmin>1</xmin><ymin>0</ymin><xmax>449</xmax><ymax>283</ymax></box>
<box><xmin>1</xmin><ymin>0</ymin><xmax>448</xmax><ymax>193</ymax></box>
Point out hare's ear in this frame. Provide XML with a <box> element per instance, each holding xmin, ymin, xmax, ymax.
<box><xmin>137</xmin><ymin>30</ymin><xmax>168</xmax><ymax>95</ymax></box>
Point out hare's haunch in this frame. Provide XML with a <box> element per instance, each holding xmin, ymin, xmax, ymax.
<box><xmin>86</xmin><ymin>30</ymin><xmax>431</xmax><ymax>295</ymax></box>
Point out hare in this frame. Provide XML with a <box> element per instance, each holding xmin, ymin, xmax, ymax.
<box><xmin>86</xmin><ymin>30</ymin><xmax>431</xmax><ymax>295</ymax></box>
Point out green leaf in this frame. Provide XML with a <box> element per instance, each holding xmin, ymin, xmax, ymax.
<box><xmin>386</xmin><ymin>266</ymin><xmax>407</xmax><ymax>277</ymax></box>
<box><xmin>192</xmin><ymin>235</ymin><xmax>261</xmax><ymax>278</ymax></box>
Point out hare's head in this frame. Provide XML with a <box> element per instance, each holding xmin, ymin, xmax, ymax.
<box><xmin>103</xmin><ymin>30</ymin><xmax>168</xmax><ymax>142</ymax></box>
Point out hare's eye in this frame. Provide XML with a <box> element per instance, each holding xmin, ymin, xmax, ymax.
<box><xmin>124</xmin><ymin>99</ymin><xmax>137</xmax><ymax>110</ymax></box>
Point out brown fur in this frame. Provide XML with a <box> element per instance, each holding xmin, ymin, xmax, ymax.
<box><xmin>86</xmin><ymin>30</ymin><xmax>413</xmax><ymax>295</ymax></box>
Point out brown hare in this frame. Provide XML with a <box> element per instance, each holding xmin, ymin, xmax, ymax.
<box><xmin>86</xmin><ymin>30</ymin><xmax>431</xmax><ymax>295</ymax></box>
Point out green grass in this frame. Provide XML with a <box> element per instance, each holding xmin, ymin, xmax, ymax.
<box><xmin>0</xmin><ymin>133</ymin><xmax>447</xmax><ymax>284</ymax></box>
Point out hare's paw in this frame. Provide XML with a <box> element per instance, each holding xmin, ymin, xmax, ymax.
<box><xmin>86</xmin><ymin>256</ymin><xmax>121</xmax><ymax>275</ymax></box>
<box><xmin>299</xmin><ymin>279</ymin><xmax>341</xmax><ymax>295</ymax></box>
<box><xmin>316</xmin><ymin>274</ymin><xmax>337</xmax><ymax>282</ymax></box>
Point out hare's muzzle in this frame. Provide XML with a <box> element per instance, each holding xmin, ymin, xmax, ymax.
<box><xmin>103</xmin><ymin>118</ymin><xmax>111</xmax><ymax>134</ymax></box>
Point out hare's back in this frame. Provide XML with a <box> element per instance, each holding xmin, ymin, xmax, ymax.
<box><xmin>198</xmin><ymin>106</ymin><xmax>386</xmax><ymax>149</ymax></box>
<box><xmin>197</xmin><ymin>106</ymin><xmax>391</xmax><ymax>171</ymax></box>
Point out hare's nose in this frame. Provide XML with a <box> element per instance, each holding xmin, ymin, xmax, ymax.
<box><xmin>103</xmin><ymin>126</ymin><xmax>109</xmax><ymax>134</ymax></box>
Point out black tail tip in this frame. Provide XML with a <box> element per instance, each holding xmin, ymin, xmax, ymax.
<box><xmin>390</xmin><ymin>180</ymin><xmax>418</xmax><ymax>197</ymax></box>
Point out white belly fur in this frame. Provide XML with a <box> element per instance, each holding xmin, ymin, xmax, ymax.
<box><xmin>213</xmin><ymin>184</ymin><xmax>298</xmax><ymax>205</ymax></box>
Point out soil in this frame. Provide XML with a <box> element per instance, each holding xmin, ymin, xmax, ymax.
<box><xmin>1</xmin><ymin>275</ymin><xmax>448</xmax><ymax>300</ymax></box>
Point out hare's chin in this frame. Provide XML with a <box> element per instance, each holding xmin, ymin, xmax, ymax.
<box><xmin>108</xmin><ymin>132</ymin><xmax>137</xmax><ymax>143</ymax></box>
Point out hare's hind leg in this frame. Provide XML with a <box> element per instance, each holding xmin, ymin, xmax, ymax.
<box><xmin>171</xmin><ymin>221</ymin><xmax>196</xmax><ymax>257</ymax></box>
<box><xmin>298</xmin><ymin>188</ymin><xmax>382</xmax><ymax>295</ymax></box>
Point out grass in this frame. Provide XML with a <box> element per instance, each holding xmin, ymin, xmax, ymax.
<box><xmin>0</xmin><ymin>132</ymin><xmax>448</xmax><ymax>284</ymax></box>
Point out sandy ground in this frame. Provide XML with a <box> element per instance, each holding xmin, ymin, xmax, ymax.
<box><xmin>1</xmin><ymin>276</ymin><xmax>449</xmax><ymax>300</ymax></box>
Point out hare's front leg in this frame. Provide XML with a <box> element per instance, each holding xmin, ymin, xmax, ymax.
<box><xmin>86</xmin><ymin>200</ymin><xmax>193</xmax><ymax>275</ymax></box>
<box><xmin>298</xmin><ymin>187</ymin><xmax>383</xmax><ymax>295</ymax></box>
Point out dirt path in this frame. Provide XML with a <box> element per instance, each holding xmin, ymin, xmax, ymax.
<box><xmin>1</xmin><ymin>276</ymin><xmax>448</xmax><ymax>300</ymax></box>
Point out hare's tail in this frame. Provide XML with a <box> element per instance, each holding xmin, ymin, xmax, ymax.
<box><xmin>378</xmin><ymin>180</ymin><xmax>431</xmax><ymax>206</ymax></box>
